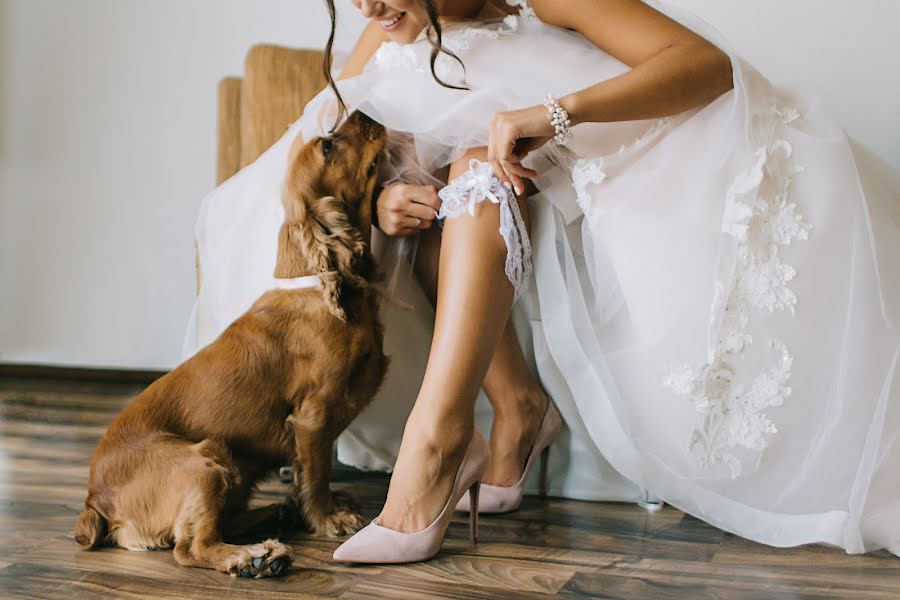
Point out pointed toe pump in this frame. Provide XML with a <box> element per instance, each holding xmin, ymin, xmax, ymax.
<box><xmin>456</xmin><ymin>401</ymin><xmax>562</xmax><ymax>514</ymax></box>
<box><xmin>332</xmin><ymin>429</ymin><xmax>489</xmax><ymax>564</ymax></box>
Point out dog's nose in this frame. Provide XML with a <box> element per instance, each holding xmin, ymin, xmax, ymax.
<box><xmin>349</xmin><ymin>110</ymin><xmax>377</xmax><ymax>126</ymax></box>
<box><xmin>346</xmin><ymin>110</ymin><xmax>385</xmax><ymax>139</ymax></box>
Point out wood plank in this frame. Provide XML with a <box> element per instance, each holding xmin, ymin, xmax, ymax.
<box><xmin>0</xmin><ymin>563</ymin><xmax>337</xmax><ymax>600</ymax></box>
<box><xmin>0</xmin><ymin>366</ymin><xmax>165</xmax><ymax>386</ymax></box>
<box><xmin>558</xmin><ymin>570</ymin><xmax>837</xmax><ymax>600</ymax></box>
<box><xmin>340</xmin><ymin>570</ymin><xmax>559</xmax><ymax>600</ymax></box>
<box><xmin>559</xmin><ymin>557</ymin><xmax>899</xmax><ymax>599</ymax></box>
<box><xmin>2</xmin><ymin>376</ymin><xmax>899</xmax><ymax>599</ymax></box>
<box><xmin>712</xmin><ymin>532</ymin><xmax>900</xmax><ymax>570</ymax></box>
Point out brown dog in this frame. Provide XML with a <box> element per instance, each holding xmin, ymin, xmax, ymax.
<box><xmin>74</xmin><ymin>110</ymin><xmax>389</xmax><ymax>578</ymax></box>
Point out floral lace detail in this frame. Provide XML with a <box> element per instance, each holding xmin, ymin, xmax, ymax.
<box><xmin>437</xmin><ymin>159</ymin><xmax>533</xmax><ymax>300</ymax></box>
<box><xmin>441</xmin><ymin>16</ymin><xmax>520</xmax><ymax>53</ymax></box>
<box><xmin>506</xmin><ymin>0</ymin><xmax>537</xmax><ymax>20</ymax></box>
<box><xmin>571</xmin><ymin>158</ymin><xmax>607</xmax><ymax>215</ymax></box>
<box><xmin>665</xmin><ymin>340</ymin><xmax>793</xmax><ymax>478</ymax></box>
<box><xmin>665</xmin><ymin>103</ymin><xmax>811</xmax><ymax>479</ymax></box>
<box><xmin>370</xmin><ymin>42</ymin><xmax>427</xmax><ymax>74</ymax></box>
<box><xmin>776</xmin><ymin>106</ymin><xmax>801</xmax><ymax>125</ymax></box>
<box><xmin>568</xmin><ymin>118</ymin><xmax>673</xmax><ymax>217</ymax></box>
<box><xmin>616</xmin><ymin>117</ymin><xmax>675</xmax><ymax>156</ymax></box>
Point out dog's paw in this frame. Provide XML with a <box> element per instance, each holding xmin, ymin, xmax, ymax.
<box><xmin>313</xmin><ymin>507</ymin><xmax>365</xmax><ymax>538</ymax></box>
<box><xmin>223</xmin><ymin>539</ymin><xmax>293</xmax><ymax>578</ymax></box>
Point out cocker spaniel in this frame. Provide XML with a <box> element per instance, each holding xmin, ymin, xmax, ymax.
<box><xmin>74</xmin><ymin>110</ymin><xmax>389</xmax><ymax>579</ymax></box>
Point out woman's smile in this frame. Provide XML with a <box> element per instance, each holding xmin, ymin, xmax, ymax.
<box><xmin>379</xmin><ymin>11</ymin><xmax>407</xmax><ymax>32</ymax></box>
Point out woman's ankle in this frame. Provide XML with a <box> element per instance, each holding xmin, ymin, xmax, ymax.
<box><xmin>487</xmin><ymin>385</ymin><xmax>548</xmax><ymax>422</ymax></box>
<box><xmin>403</xmin><ymin>409</ymin><xmax>474</xmax><ymax>457</ymax></box>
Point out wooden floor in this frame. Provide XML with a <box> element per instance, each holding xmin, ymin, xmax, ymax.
<box><xmin>2</xmin><ymin>376</ymin><xmax>899</xmax><ymax>600</ymax></box>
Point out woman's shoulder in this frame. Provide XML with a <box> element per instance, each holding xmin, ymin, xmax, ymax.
<box><xmin>338</xmin><ymin>21</ymin><xmax>391</xmax><ymax>81</ymax></box>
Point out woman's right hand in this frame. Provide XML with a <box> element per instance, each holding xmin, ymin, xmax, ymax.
<box><xmin>375</xmin><ymin>183</ymin><xmax>442</xmax><ymax>236</ymax></box>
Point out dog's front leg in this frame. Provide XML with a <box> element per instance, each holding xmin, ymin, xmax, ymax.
<box><xmin>285</xmin><ymin>399</ymin><xmax>364</xmax><ymax>537</ymax></box>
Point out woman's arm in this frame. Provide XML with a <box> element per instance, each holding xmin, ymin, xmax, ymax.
<box><xmin>531</xmin><ymin>0</ymin><xmax>733</xmax><ymax>124</ymax></box>
<box><xmin>488</xmin><ymin>0</ymin><xmax>734</xmax><ymax>192</ymax></box>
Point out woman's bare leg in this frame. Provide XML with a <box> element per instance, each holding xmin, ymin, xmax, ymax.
<box><xmin>379</xmin><ymin>149</ymin><xmax>541</xmax><ymax>532</ymax></box>
<box><xmin>412</xmin><ymin>181</ymin><xmax>549</xmax><ymax>490</ymax></box>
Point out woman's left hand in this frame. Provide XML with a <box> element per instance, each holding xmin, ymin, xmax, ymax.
<box><xmin>487</xmin><ymin>104</ymin><xmax>554</xmax><ymax>195</ymax></box>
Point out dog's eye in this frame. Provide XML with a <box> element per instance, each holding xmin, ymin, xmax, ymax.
<box><xmin>367</xmin><ymin>157</ymin><xmax>379</xmax><ymax>176</ymax></box>
<box><xmin>321</xmin><ymin>138</ymin><xmax>333</xmax><ymax>156</ymax></box>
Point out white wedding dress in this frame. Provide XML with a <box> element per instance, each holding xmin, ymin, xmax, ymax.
<box><xmin>182</xmin><ymin>0</ymin><xmax>900</xmax><ymax>555</ymax></box>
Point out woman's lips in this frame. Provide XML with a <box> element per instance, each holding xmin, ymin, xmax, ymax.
<box><xmin>379</xmin><ymin>12</ymin><xmax>406</xmax><ymax>32</ymax></box>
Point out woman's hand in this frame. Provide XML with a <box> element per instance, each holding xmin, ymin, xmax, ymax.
<box><xmin>375</xmin><ymin>182</ymin><xmax>442</xmax><ymax>236</ymax></box>
<box><xmin>487</xmin><ymin>104</ymin><xmax>554</xmax><ymax>195</ymax></box>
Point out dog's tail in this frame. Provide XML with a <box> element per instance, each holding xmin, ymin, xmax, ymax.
<box><xmin>73</xmin><ymin>503</ymin><xmax>107</xmax><ymax>549</ymax></box>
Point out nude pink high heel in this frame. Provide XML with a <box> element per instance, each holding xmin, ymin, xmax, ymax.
<box><xmin>332</xmin><ymin>430</ymin><xmax>489</xmax><ymax>564</ymax></box>
<box><xmin>455</xmin><ymin>401</ymin><xmax>562</xmax><ymax>514</ymax></box>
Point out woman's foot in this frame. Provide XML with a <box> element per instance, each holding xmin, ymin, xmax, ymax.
<box><xmin>483</xmin><ymin>387</ymin><xmax>549</xmax><ymax>486</ymax></box>
<box><xmin>375</xmin><ymin>415</ymin><xmax>473</xmax><ymax>533</ymax></box>
<box><xmin>333</xmin><ymin>430</ymin><xmax>489</xmax><ymax>563</ymax></box>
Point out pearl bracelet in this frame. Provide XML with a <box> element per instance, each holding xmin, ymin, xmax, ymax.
<box><xmin>543</xmin><ymin>94</ymin><xmax>572</xmax><ymax>146</ymax></box>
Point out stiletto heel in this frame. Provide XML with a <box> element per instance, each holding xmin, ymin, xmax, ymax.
<box><xmin>456</xmin><ymin>401</ymin><xmax>562</xmax><ymax>514</ymax></box>
<box><xmin>332</xmin><ymin>430</ymin><xmax>490</xmax><ymax>564</ymax></box>
<box><xmin>468</xmin><ymin>481</ymin><xmax>480</xmax><ymax>544</ymax></box>
<box><xmin>538</xmin><ymin>445</ymin><xmax>550</xmax><ymax>499</ymax></box>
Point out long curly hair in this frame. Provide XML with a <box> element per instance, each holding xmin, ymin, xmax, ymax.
<box><xmin>323</xmin><ymin>0</ymin><xmax>467</xmax><ymax>131</ymax></box>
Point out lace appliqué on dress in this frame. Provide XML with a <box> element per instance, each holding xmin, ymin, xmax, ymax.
<box><xmin>370</xmin><ymin>42</ymin><xmax>428</xmax><ymax>74</ymax></box>
<box><xmin>571</xmin><ymin>158</ymin><xmax>607</xmax><ymax>216</ymax></box>
<box><xmin>506</xmin><ymin>0</ymin><xmax>537</xmax><ymax>20</ymax></box>
<box><xmin>437</xmin><ymin>159</ymin><xmax>533</xmax><ymax>300</ymax></box>
<box><xmin>665</xmin><ymin>104</ymin><xmax>811</xmax><ymax>479</ymax></box>
<box><xmin>441</xmin><ymin>14</ymin><xmax>521</xmax><ymax>54</ymax></box>
<box><xmin>568</xmin><ymin>118</ymin><xmax>674</xmax><ymax>217</ymax></box>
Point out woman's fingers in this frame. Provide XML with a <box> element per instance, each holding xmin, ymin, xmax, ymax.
<box><xmin>377</xmin><ymin>183</ymin><xmax>443</xmax><ymax>236</ymax></box>
<box><xmin>383</xmin><ymin>214</ymin><xmax>431</xmax><ymax>236</ymax></box>
<box><xmin>489</xmin><ymin>158</ymin><xmax>518</xmax><ymax>195</ymax></box>
<box><xmin>407</xmin><ymin>184</ymin><xmax>442</xmax><ymax>213</ymax></box>
<box><xmin>406</xmin><ymin>201</ymin><xmax>438</xmax><ymax>223</ymax></box>
<box><xmin>488</xmin><ymin>106</ymin><xmax>555</xmax><ymax>196</ymax></box>
<box><xmin>402</xmin><ymin>214</ymin><xmax>433</xmax><ymax>230</ymax></box>
<box><xmin>501</xmin><ymin>160</ymin><xmax>538</xmax><ymax>180</ymax></box>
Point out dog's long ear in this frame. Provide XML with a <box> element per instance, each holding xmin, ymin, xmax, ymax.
<box><xmin>296</xmin><ymin>196</ymin><xmax>370</xmax><ymax>321</ymax></box>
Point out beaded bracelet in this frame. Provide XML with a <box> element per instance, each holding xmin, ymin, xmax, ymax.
<box><xmin>543</xmin><ymin>94</ymin><xmax>572</xmax><ymax>145</ymax></box>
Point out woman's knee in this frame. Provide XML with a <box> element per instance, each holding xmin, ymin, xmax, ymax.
<box><xmin>439</xmin><ymin>148</ymin><xmax>534</xmax><ymax>300</ymax></box>
<box><xmin>447</xmin><ymin>146</ymin><xmax>531</xmax><ymax>221</ymax></box>
<box><xmin>446</xmin><ymin>148</ymin><xmax>530</xmax><ymax>230</ymax></box>
<box><xmin>448</xmin><ymin>147</ymin><xmax>489</xmax><ymax>180</ymax></box>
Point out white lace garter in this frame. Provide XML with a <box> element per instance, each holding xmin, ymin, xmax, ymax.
<box><xmin>436</xmin><ymin>159</ymin><xmax>533</xmax><ymax>300</ymax></box>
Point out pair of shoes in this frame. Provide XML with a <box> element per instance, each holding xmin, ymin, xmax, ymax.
<box><xmin>455</xmin><ymin>400</ymin><xmax>562</xmax><ymax>514</ymax></box>
<box><xmin>331</xmin><ymin>429</ymin><xmax>489</xmax><ymax>564</ymax></box>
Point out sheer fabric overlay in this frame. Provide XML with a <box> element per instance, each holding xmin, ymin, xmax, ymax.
<box><xmin>183</xmin><ymin>0</ymin><xmax>900</xmax><ymax>554</ymax></box>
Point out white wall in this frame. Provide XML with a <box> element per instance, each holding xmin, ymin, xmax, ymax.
<box><xmin>1</xmin><ymin>0</ymin><xmax>897</xmax><ymax>370</ymax></box>
<box><xmin>0</xmin><ymin>0</ymin><xmax>365</xmax><ymax>369</ymax></box>
<box><xmin>669</xmin><ymin>0</ymin><xmax>899</xmax><ymax>176</ymax></box>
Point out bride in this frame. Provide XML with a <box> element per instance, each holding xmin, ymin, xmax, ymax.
<box><xmin>183</xmin><ymin>0</ymin><xmax>900</xmax><ymax>561</ymax></box>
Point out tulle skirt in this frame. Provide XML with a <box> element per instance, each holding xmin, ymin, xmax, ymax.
<box><xmin>183</xmin><ymin>1</ymin><xmax>900</xmax><ymax>554</ymax></box>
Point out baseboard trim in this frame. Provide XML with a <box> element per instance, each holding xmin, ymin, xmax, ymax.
<box><xmin>0</xmin><ymin>363</ymin><xmax>167</xmax><ymax>385</ymax></box>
